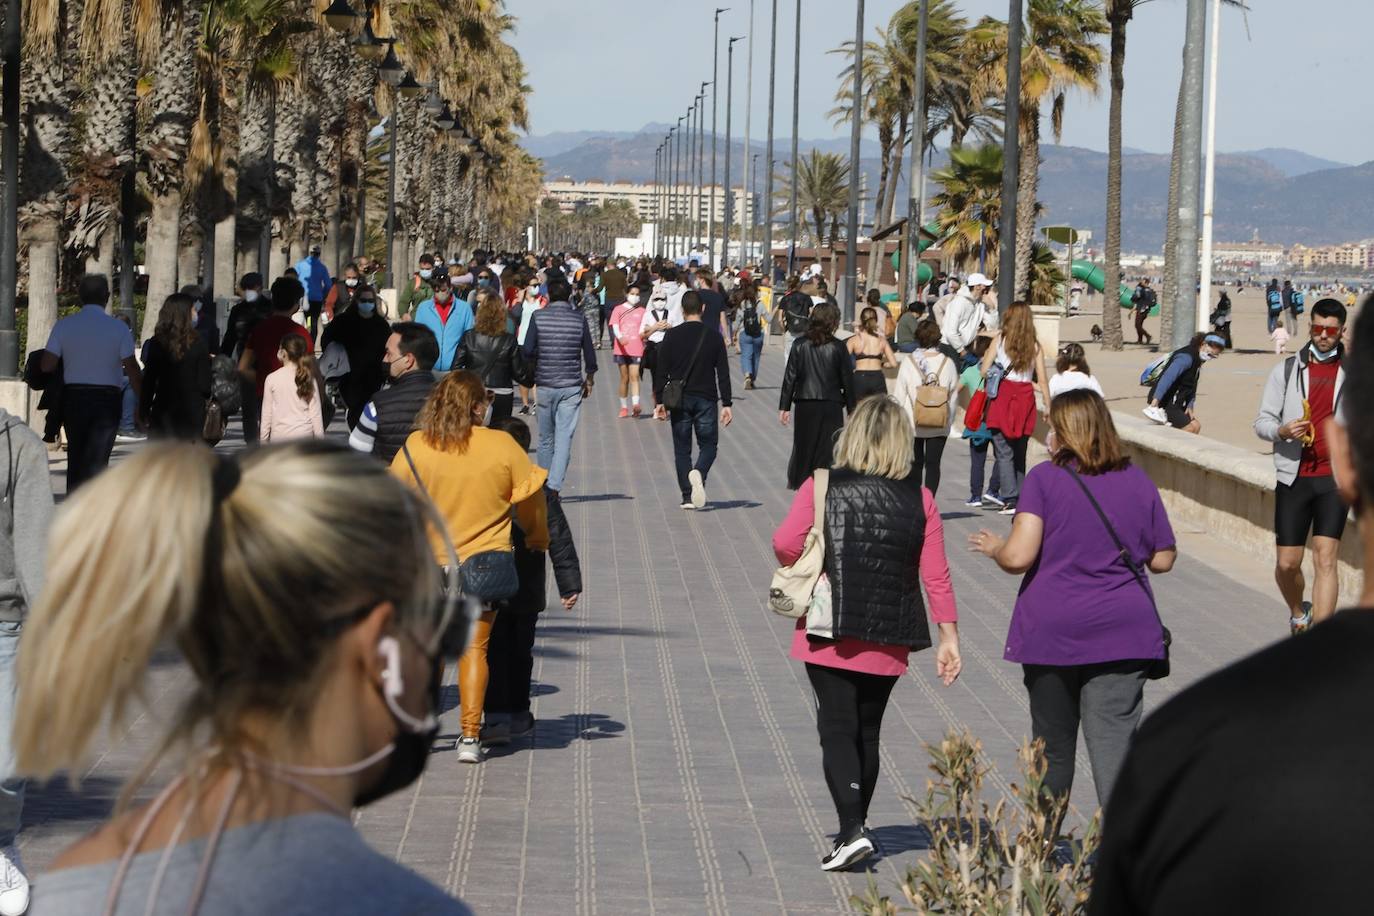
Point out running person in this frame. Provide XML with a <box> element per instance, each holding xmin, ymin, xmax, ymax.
<box><xmin>1254</xmin><ymin>298</ymin><xmax>1349</xmax><ymax>633</ymax></box>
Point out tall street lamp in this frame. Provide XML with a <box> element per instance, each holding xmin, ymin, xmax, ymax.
<box><xmin>697</xmin><ymin>83</ymin><xmax>708</xmax><ymax>259</ymax></box>
<box><xmin>903</xmin><ymin>0</ymin><xmax>930</xmax><ymax>307</ymax></box>
<box><xmin>675</xmin><ymin>116</ymin><xmax>686</xmax><ymax>258</ymax></box>
<box><xmin>787</xmin><ymin>0</ymin><xmax>801</xmax><ymax>275</ymax></box>
<box><xmin>688</xmin><ymin>96</ymin><xmax>699</xmax><ymax>260</ymax></box>
<box><xmin>723</xmin><ymin>36</ymin><xmax>745</xmax><ymax>269</ymax></box>
<box><xmin>741</xmin><ymin>0</ymin><xmax>755</xmax><ymax>271</ymax></box>
<box><xmin>997</xmin><ymin>0</ymin><xmax>1024</xmax><ymax>316</ymax></box>
<box><xmin>762</xmin><ymin>0</ymin><xmax>779</xmax><ymax>285</ymax></box>
<box><xmin>709</xmin><ymin>8</ymin><xmax>729</xmax><ymax>267</ymax></box>
<box><xmin>842</xmin><ymin>0</ymin><xmax>864</xmax><ymax>320</ymax></box>
<box><xmin>751</xmin><ymin>152</ymin><xmax>761</xmax><ymax>263</ymax></box>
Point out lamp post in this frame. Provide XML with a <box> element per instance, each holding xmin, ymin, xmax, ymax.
<box><xmin>997</xmin><ymin>0</ymin><xmax>1023</xmax><ymax>316</ymax></box>
<box><xmin>675</xmin><ymin>117</ymin><xmax>685</xmax><ymax>258</ymax></box>
<box><xmin>697</xmin><ymin>83</ymin><xmax>708</xmax><ymax>259</ymax></box>
<box><xmin>709</xmin><ymin>8</ymin><xmax>728</xmax><ymax>268</ymax></box>
<box><xmin>751</xmin><ymin>152</ymin><xmax>760</xmax><ymax>263</ymax></box>
<box><xmin>787</xmin><ymin>0</ymin><xmax>801</xmax><ymax>275</ymax></box>
<box><xmin>1196</xmin><ymin>0</ymin><xmax>1223</xmax><ymax>333</ymax></box>
<box><xmin>842</xmin><ymin>0</ymin><xmax>864</xmax><ymax>321</ymax></box>
<box><xmin>0</xmin><ymin>0</ymin><xmax>20</xmax><ymax>377</ymax></box>
<box><xmin>903</xmin><ymin>0</ymin><xmax>930</xmax><ymax>307</ymax></box>
<box><xmin>723</xmin><ymin>36</ymin><xmax>744</xmax><ymax>269</ymax></box>
<box><xmin>1172</xmin><ymin>0</ymin><xmax>1206</xmax><ymax>349</ymax></box>
<box><xmin>653</xmin><ymin>144</ymin><xmax>661</xmax><ymax>256</ymax></box>
<box><xmin>762</xmin><ymin>0</ymin><xmax>778</xmax><ymax>285</ymax></box>
<box><xmin>689</xmin><ymin>95</ymin><xmax>700</xmax><ymax>260</ymax></box>
<box><xmin>742</xmin><ymin>0</ymin><xmax>755</xmax><ymax>271</ymax></box>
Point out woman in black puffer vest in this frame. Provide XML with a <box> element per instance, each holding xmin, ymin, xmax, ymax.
<box><xmin>772</xmin><ymin>396</ymin><xmax>963</xmax><ymax>873</ymax></box>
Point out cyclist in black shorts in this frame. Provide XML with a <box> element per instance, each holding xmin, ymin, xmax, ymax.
<box><xmin>1254</xmin><ymin>298</ymin><xmax>1349</xmax><ymax>634</ymax></box>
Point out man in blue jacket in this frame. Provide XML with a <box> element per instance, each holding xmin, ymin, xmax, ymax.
<box><xmin>294</xmin><ymin>244</ymin><xmax>333</xmax><ymax>337</ymax></box>
<box><xmin>414</xmin><ymin>271</ymin><xmax>474</xmax><ymax>373</ymax></box>
<box><xmin>523</xmin><ymin>272</ymin><xmax>597</xmax><ymax>493</ymax></box>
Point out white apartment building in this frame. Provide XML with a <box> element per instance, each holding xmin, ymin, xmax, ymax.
<box><xmin>1211</xmin><ymin>239</ymin><xmax>1286</xmax><ymax>268</ymax></box>
<box><xmin>542</xmin><ymin>178</ymin><xmax>753</xmax><ymax>226</ymax></box>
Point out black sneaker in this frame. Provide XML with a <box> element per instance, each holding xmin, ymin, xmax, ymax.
<box><xmin>509</xmin><ymin>711</ymin><xmax>535</xmax><ymax>737</ymax></box>
<box><xmin>820</xmin><ymin>833</ymin><xmax>875</xmax><ymax>872</ymax></box>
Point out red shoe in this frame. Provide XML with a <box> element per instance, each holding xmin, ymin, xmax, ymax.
<box><xmin>632</xmin><ymin>404</ymin><xmax>643</xmax><ymax>417</ymax></box>
<box><xmin>617</xmin><ymin>408</ymin><xmax>629</xmax><ymax>419</ymax></box>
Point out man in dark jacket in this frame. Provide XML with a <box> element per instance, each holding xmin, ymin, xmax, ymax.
<box><xmin>654</xmin><ymin>290</ymin><xmax>733</xmax><ymax>509</ymax></box>
<box><xmin>523</xmin><ymin>273</ymin><xmax>597</xmax><ymax>493</ymax></box>
<box><xmin>483</xmin><ymin>417</ymin><xmax>582</xmax><ymax>745</ymax></box>
<box><xmin>320</xmin><ymin>286</ymin><xmax>390</xmax><ymax>429</ymax></box>
<box><xmin>348</xmin><ymin>322</ymin><xmax>438</xmax><ymax>464</ymax></box>
<box><xmin>779</xmin><ymin>276</ymin><xmax>813</xmax><ymax>369</ymax></box>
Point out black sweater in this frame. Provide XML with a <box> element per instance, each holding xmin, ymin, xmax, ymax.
<box><xmin>653</xmin><ymin>320</ymin><xmax>732</xmax><ymax>407</ymax></box>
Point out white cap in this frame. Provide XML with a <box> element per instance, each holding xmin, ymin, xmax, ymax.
<box><xmin>966</xmin><ymin>272</ymin><xmax>993</xmax><ymax>288</ymax></box>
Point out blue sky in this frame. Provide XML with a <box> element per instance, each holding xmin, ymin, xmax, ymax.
<box><xmin>504</xmin><ymin>0</ymin><xmax>1369</xmax><ymax>163</ymax></box>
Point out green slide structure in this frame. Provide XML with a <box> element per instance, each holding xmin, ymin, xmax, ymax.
<box><xmin>1071</xmin><ymin>260</ymin><xmax>1155</xmax><ymax>314</ymax></box>
<box><xmin>889</xmin><ymin>222</ymin><xmax>944</xmax><ymax>286</ymax></box>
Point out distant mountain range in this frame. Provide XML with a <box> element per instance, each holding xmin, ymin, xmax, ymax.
<box><xmin>524</xmin><ymin>127</ymin><xmax>1372</xmax><ymax>251</ymax></box>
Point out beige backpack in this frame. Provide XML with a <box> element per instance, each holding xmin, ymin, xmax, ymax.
<box><xmin>912</xmin><ymin>353</ymin><xmax>951</xmax><ymax>430</ymax></box>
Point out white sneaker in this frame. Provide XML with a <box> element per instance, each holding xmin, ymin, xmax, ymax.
<box><xmin>820</xmin><ymin>833</ymin><xmax>875</xmax><ymax>872</ymax></box>
<box><xmin>456</xmin><ymin>736</ymin><xmax>483</xmax><ymax>764</ymax></box>
<box><xmin>0</xmin><ymin>845</ymin><xmax>29</xmax><ymax>916</ymax></box>
<box><xmin>688</xmin><ymin>469</ymin><xmax>706</xmax><ymax>509</ymax></box>
<box><xmin>1142</xmin><ymin>405</ymin><xmax>1168</xmax><ymax>425</ymax></box>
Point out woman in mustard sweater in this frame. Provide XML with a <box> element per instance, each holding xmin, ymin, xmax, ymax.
<box><xmin>392</xmin><ymin>371</ymin><xmax>549</xmax><ymax>764</ymax></box>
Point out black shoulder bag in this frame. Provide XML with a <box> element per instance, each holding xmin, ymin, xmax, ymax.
<box><xmin>1063</xmin><ymin>467</ymin><xmax>1171</xmax><ymax>680</ymax></box>
<box><xmin>661</xmin><ymin>324</ymin><xmax>708</xmax><ymax>411</ymax></box>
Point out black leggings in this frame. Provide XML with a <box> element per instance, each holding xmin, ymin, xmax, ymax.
<box><xmin>806</xmin><ymin>663</ymin><xmax>899</xmax><ymax>840</ymax></box>
<box><xmin>913</xmin><ymin>436</ymin><xmax>948</xmax><ymax>495</ymax></box>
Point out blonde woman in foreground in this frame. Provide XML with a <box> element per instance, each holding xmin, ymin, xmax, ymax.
<box><xmin>16</xmin><ymin>443</ymin><xmax>471</xmax><ymax>914</ymax></box>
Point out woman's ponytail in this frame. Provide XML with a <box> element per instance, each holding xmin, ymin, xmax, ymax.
<box><xmin>14</xmin><ymin>446</ymin><xmax>216</xmax><ymax>779</ymax></box>
<box><xmin>280</xmin><ymin>334</ymin><xmax>315</xmax><ymax>403</ymax></box>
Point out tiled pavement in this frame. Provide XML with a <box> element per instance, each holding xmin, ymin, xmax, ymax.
<box><xmin>24</xmin><ymin>340</ymin><xmax>1292</xmax><ymax>913</ymax></box>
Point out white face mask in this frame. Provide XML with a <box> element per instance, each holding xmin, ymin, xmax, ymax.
<box><xmin>1200</xmin><ymin>349</ymin><xmax>1217</xmax><ymax>362</ymax></box>
<box><xmin>626</xmin><ymin>294</ymin><xmax>640</xmax><ymax>305</ymax></box>
<box><xmin>243</xmin><ymin>290</ymin><xmax>259</xmax><ymax>302</ymax></box>
<box><xmin>346</xmin><ymin>278</ymin><xmax>359</xmax><ymax>288</ymax></box>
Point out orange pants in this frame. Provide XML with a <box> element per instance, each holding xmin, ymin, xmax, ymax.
<box><xmin>458</xmin><ymin>611</ymin><xmax>496</xmax><ymax>737</ymax></box>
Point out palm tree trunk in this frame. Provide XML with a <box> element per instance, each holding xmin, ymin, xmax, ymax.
<box><xmin>864</xmin><ymin>124</ymin><xmax>893</xmax><ymax>286</ymax></box>
<box><xmin>214</xmin><ymin>215</ymin><xmax>237</xmax><ymax>297</ymax></box>
<box><xmin>1102</xmin><ymin>14</ymin><xmax>1128</xmax><ymax>350</ymax></box>
<box><xmin>1014</xmin><ymin>112</ymin><xmax>1040</xmax><ymax>300</ymax></box>
<box><xmin>1160</xmin><ymin>74</ymin><xmax>1186</xmax><ymax>348</ymax></box>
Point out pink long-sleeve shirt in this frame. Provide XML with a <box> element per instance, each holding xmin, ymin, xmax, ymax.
<box><xmin>772</xmin><ymin>476</ymin><xmax>956</xmax><ymax>676</ymax></box>
<box><xmin>260</xmin><ymin>365</ymin><xmax>325</xmax><ymax>443</ymax></box>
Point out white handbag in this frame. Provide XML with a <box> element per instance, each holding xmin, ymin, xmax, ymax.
<box><xmin>768</xmin><ymin>470</ymin><xmax>829</xmax><ymax>618</ymax></box>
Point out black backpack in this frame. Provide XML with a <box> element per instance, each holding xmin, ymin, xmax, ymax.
<box><xmin>209</xmin><ymin>354</ymin><xmax>242</xmax><ymax>415</ymax></box>
<box><xmin>741</xmin><ymin>302</ymin><xmax>763</xmax><ymax>337</ymax></box>
<box><xmin>782</xmin><ymin>292</ymin><xmax>811</xmax><ymax>335</ymax></box>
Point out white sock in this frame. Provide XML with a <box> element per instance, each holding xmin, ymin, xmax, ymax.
<box><xmin>632</xmin><ymin>395</ymin><xmax>641</xmax><ymax>406</ymax></box>
<box><xmin>619</xmin><ymin>397</ymin><xmax>629</xmax><ymax>408</ymax></box>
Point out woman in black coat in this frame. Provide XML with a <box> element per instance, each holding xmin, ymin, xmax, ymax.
<box><xmin>779</xmin><ymin>302</ymin><xmax>856</xmax><ymax>490</ymax></box>
<box><xmin>456</xmin><ymin>290</ymin><xmax>521</xmax><ymax>424</ymax></box>
<box><xmin>140</xmin><ymin>293</ymin><xmax>212</xmax><ymax>441</ymax></box>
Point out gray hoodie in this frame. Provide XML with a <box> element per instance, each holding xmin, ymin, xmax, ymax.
<box><xmin>0</xmin><ymin>410</ymin><xmax>53</xmax><ymax>621</ymax></box>
<box><xmin>1253</xmin><ymin>344</ymin><xmax>1346</xmax><ymax>487</ymax></box>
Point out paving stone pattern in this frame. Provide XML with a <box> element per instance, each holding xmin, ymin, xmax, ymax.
<box><xmin>24</xmin><ymin>340</ymin><xmax>1290</xmax><ymax>914</ymax></box>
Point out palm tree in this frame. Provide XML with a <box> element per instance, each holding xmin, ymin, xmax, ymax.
<box><xmin>19</xmin><ymin>0</ymin><xmax>78</xmax><ymax>354</ymax></box>
<box><xmin>1099</xmin><ymin>0</ymin><xmax>1139</xmax><ymax>350</ymax></box>
<box><xmin>930</xmin><ymin>144</ymin><xmax>1003</xmax><ymax>272</ymax></box>
<box><xmin>1029</xmin><ymin>239</ymin><xmax>1066</xmax><ymax>306</ymax></box>
<box><xmin>966</xmin><ymin>0</ymin><xmax>1106</xmax><ymax>298</ymax></box>
<box><xmin>141</xmin><ymin>1</ymin><xmax>206</xmax><ymax>342</ymax></box>
<box><xmin>785</xmin><ymin>150</ymin><xmax>850</xmax><ymax>249</ymax></box>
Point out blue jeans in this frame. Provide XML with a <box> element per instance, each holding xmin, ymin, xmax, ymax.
<box><xmin>120</xmin><ymin>378</ymin><xmax>136</xmax><ymax>430</ymax></box>
<box><xmin>536</xmin><ymin>385</ymin><xmax>584</xmax><ymax>492</ymax></box>
<box><xmin>671</xmin><ymin>395</ymin><xmax>719</xmax><ymax>502</ymax></box>
<box><xmin>0</xmin><ymin>622</ymin><xmax>23</xmax><ymax>846</ymax></box>
<box><xmin>739</xmin><ymin>332</ymin><xmax>764</xmax><ymax>380</ymax></box>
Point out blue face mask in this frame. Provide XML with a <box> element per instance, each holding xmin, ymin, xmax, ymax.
<box><xmin>419</xmin><ymin>268</ymin><xmax>433</xmax><ymax>280</ymax></box>
<box><xmin>358</xmin><ymin>300</ymin><xmax>377</xmax><ymax>316</ymax></box>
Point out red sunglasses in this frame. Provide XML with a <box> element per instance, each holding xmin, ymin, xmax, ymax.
<box><xmin>1311</xmin><ymin>326</ymin><xmax>1342</xmax><ymax>338</ymax></box>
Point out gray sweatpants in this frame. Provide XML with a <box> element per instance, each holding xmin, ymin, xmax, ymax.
<box><xmin>1022</xmin><ymin>660</ymin><xmax>1148</xmax><ymax>809</ymax></box>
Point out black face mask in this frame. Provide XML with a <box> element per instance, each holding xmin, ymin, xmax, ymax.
<box><xmin>353</xmin><ymin>651</ymin><xmax>443</xmax><ymax>806</ymax></box>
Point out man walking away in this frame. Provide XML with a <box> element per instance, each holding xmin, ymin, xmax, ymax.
<box><xmin>350</xmin><ymin>322</ymin><xmax>439</xmax><ymax>464</ymax></box>
<box><xmin>294</xmin><ymin>244</ymin><xmax>333</xmax><ymax>337</ymax></box>
<box><xmin>524</xmin><ymin>273</ymin><xmax>597</xmax><ymax>493</ymax></box>
<box><xmin>594</xmin><ymin>257</ymin><xmax>629</xmax><ymax>349</ymax></box>
<box><xmin>239</xmin><ymin>277</ymin><xmax>313</xmax><ymax>431</ymax></box>
<box><xmin>1254</xmin><ymin>298</ymin><xmax>1348</xmax><ymax>634</ymax></box>
<box><xmin>1089</xmin><ymin>296</ymin><xmax>1374</xmax><ymax>916</ymax></box>
<box><xmin>0</xmin><ymin>407</ymin><xmax>52</xmax><ymax>916</ymax></box>
<box><xmin>222</xmin><ymin>272</ymin><xmax>270</xmax><ymax>442</ymax></box>
<box><xmin>1131</xmin><ymin>278</ymin><xmax>1156</xmax><ymax>345</ymax></box>
<box><xmin>1265</xmin><ymin>278</ymin><xmax>1283</xmax><ymax>334</ymax></box>
<box><xmin>779</xmin><ymin>275</ymin><xmax>813</xmax><ymax>370</ymax></box>
<box><xmin>40</xmin><ymin>274</ymin><xmax>142</xmax><ymax>491</ymax></box>
<box><xmin>654</xmin><ymin>290</ymin><xmax>733</xmax><ymax>509</ymax></box>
